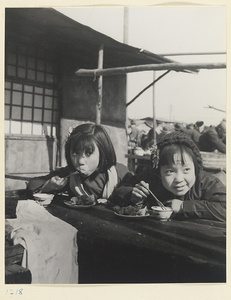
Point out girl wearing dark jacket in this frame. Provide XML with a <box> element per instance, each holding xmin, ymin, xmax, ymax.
<box><xmin>110</xmin><ymin>131</ymin><xmax>226</xmax><ymax>222</ymax></box>
<box><xmin>27</xmin><ymin>123</ymin><xmax>129</xmax><ymax>202</ymax></box>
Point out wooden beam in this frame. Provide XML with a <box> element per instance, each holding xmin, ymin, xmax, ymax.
<box><xmin>75</xmin><ymin>62</ymin><xmax>226</xmax><ymax>77</ymax></box>
<box><xmin>96</xmin><ymin>44</ymin><xmax>104</xmax><ymax>125</ymax></box>
<box><xmin>205</xmin><ymin>105</ymin><xmax>226</xmax><ymax>113</ymax></box>
<box><xmin>158</xmin><ymin>52</ymin><xmax>226</xmax><ymax>56</ymax></box>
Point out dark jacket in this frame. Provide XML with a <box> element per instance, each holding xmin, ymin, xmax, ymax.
<box><xmin>199</xmin><ymin>126</ymin><xmax>226</xmax><ymax>153</ymax></box>
<box><xmin>185</xmin><ymin>128</ymin><xmax>201</xmax><ymax>146</ymax></box>
<box><xmin>26</xmin><ymin>163</ymin><xmax>130</xmax><ymax>199</ymax></box>
<box><xmin>109</xmin><ymin>167</ymin><xmax>226</xmax><ymax>222</ymax></box>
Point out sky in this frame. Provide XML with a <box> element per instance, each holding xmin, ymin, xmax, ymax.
<box><xmin>55</xmin><ymin>6</ymin><xmax>226</xmax><ymax>126</ymax></box>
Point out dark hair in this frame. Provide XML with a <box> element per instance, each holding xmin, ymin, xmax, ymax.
<box><xmin>65</xmin><ymin>123</ymin><xmax>116</xmax><ymax>172</ymax></box>
<box><xmin>158</xmin><ymin>144</ymin><xmax>200</xmax><ymax>177</ymax></box>
<box><xmin>152</xmin><ymin>131</ymin><xmax>203</xmax><ymax>175</ymax></box>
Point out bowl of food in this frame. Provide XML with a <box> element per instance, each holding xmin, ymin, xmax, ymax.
<box><xmin>33</xmin><ymin>193</ymin><xmax>54</xmax><ymax>207</ymax></box>
<box><xmin>150</xmin><ymin>206</ymin><xmax>173</xmax><ymax>221</ymax></box>
<box><xmin>64</xmin><ymin>194</ymin><xmax>96</xmax><ymax>209</ymax></box>
<box><xmin>113</xmin><ymin>205</ymin><xmax>150</xmax><ymax>219</ymax></box>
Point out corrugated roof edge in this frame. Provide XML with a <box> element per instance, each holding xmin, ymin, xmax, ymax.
<box><xmin>5</xmin><ymin>7</ymin><xmax>198</xmax><ymax>73</ymax></box>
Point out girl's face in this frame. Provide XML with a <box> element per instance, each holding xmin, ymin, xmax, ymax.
<box><xmin>70</xmin><ymin>142</ymin><xmax>100</xmax><ymax>177</ymax></box>
<box><xmin>160</xmin><ymin>151</ymin><xmax>196</xmax><ymax>196</ymax></box>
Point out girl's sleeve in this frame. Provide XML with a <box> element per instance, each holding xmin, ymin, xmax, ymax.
<box><xmin>109</xmin><ymin>172</ymin><xmax>134</xmax><ymax>206</ymax></box>
<box><xmin>109</xmin><ymin>166</ymin><xmax>151</xmax><ymax>207</ymax></box>
<box><xmin>26</xmin><ymin>167</ymin><xmax>70</xmax><ymax>196</ymax></box>
<box><xmin>116</xmin><ymin>163</ymin><xmax>131</xmax><ymax>182</ymax></box>
<box><xmin>182</xmin><ymin>174</ymin><xmax>226</xmax><ymax>222</ymax></box>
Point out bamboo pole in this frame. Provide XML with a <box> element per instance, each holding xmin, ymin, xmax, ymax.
<box><xmin>96</xmin><ymin>44</ymin><xmax>104</xmax><ymax>125</ymax></box>
<box><xmin>126</xmin><ymin>70</ymin><xmax>170</xmax><ymax>107</ymax></box>
<box><xmin>123</xmin><ymin>7</ymin><xmax>129</xmax><ymax>44</ymax></box>
<box><xmin>75</xmin><ymin>62</ymin><xmax>226</xmax><ymax>77</ymax></box>
<box><xmin>205</xmin><ymin>105</ymin><xmax>226</xmax><ymax>113</ymax></box>
<box><xmin>152</xmin><ymin>71</ymin><xmax>156</xmax><ymax>146</ymax></box>
<box><xmin>158</xmin><ymin>52</ymin><xmax>226</xmax><ymax>57</ymax></box>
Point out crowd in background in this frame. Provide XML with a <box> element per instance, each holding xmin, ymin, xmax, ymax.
<box><xmin>127</xmin><ymin>117</ymin><xmax>226</xmax><ymax>155</ymax></box>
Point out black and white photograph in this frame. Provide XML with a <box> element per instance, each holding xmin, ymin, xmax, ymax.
<box><xmin>2</xmin><ymin>2</ymin><xmax>229</xmax><ymax>299</ymax></box>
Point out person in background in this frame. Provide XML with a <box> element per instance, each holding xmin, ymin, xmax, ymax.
<box><xmin>174</xmin><ymin>123</ymin><xmax>186</xmax><ymax>133</ymax></box>
<box><xmin>145</xmin><ymin>121</ymin><xmax>168</xmax><ymax>148</ymax></box>
<box><xmin>27</xmin><ymin>123</ymin><xmax>130</xmax><ymax>202</ymax></box>
<box><xmin>185</xmin><ymin>123</ymin><xmax>201</xmax><ymax>147</ymax></box>
<box><xmin>194</xmin><ymin>121</ymin><xmax>205</xmax><ymax>133</ymax></box>
<box><xmin>155</xmin><ymin>120</ymin><xmax>166</xmax><ymax>138</ymax></box>
<box><xmin>140</xmin><ymin>121</ymin><xmax>160</xmax><ymax>152</ymax></box>
<box><xmin>186</xmin><ymin>123</ymin><xmax>194</xmax><ymax>130</ymax></box>
<box><xmin>198</xmin><ymin>120</ymin><xmax>226</xmax><ymax>154</ymax></box>
<box><xmin>174</xmin><ymin>122</ymin><xmax>201</xmax><ymax>147</ymax></box>
<box><xmin>128</xmin><ymin>120</ymin><xmax>142</xmax><ymax>148</ymax></box>
<box><xmin>109</xmin><ymin>131</ymin><xmax>226</xmax><ymax>222</ymax></box>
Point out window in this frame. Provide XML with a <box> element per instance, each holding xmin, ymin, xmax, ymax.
<box><xmin>5</xmin><ymin>43</ymin><xmax>59</xmax><ymax>137</ymax></box>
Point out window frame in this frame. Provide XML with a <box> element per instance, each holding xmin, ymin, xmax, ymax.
<box><xmin>5</xmin><ymin>43</ymin><xmax>60</xmax><ymax>137</ymax></box>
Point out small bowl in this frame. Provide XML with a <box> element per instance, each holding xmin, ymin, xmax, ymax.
<box><xmin>151</xmin><ymin>206</ymin><xmax>173</xmax><ymax>221</ymax></box>
<box><xmin>33</xmin><ymin>193</ymin><xmax>54</xmax><ymax>207</ymax></box>
<box><xmin>133</xmin><ymin>148</ymin><xmax>144</xmax><ymax>156</ymax></box>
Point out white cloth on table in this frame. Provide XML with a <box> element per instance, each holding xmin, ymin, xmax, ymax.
<box><xmin>6</xmin><ymin>200</ymin><xmax>78</xmax><ymax>284</ymax></box>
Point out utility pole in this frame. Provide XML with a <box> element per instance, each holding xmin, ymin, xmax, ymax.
<box><xmin>123</xmin><ymin>7</ymin><xmax>129</xmax><ymax>44</ymax></box>
<box><xmin>123</xmin><ymin>7</ymin><xmax>130</xmax><ymax>134</ymax></box>
<box><xmin>152</xmin><ymin>71</ymin><xmax>156</xmax><ymax>145</ymax></box>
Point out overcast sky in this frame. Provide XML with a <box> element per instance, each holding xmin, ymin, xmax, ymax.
<box><xmin>55</xmin><ymin>6</ymin><xmax>226</xmax><ymax>126</ymax></box>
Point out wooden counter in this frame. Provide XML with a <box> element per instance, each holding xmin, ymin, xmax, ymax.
<box><xmin>5</xmin><ymin>192</ymin><xmax>226</xmax><ymax>284</ymax></box>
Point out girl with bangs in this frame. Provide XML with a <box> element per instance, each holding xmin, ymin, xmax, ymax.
<box><xmin>27</xmin><ymin>123</ymin><xmax>129</xmax><ymax>202</ymax></box>
<box><xmin>109</xmin><ymin>131</ymin><xmax>226</xmax><ymax>222</ymax></box>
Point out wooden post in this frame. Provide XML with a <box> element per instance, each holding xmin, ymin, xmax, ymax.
<box><xmin>123</xmin><ymin>7</ymin><xmax>129</xmax><ymax>44</ymax></box>
<box><xmin>152</xmin><ymin>71</ymin><xmax>156</xmax><ymax>145</ymax></box>
<box><xmin>123</xmin><ymin>7</ymin><xmax>130</xmax><ymax>154</ymax></box>
<box><xmin>96</xmin><ymin>44</ymin><xmax>104</xmax><ymax>125</ymax></box>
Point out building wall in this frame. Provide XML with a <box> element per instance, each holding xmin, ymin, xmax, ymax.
<box><xmin>5</xmin><ymin>37</ymin><xmax>128</xmax><ymax>190</ymax></box>
<box><xmin>60</xmin><ymin>59</ymin><xmax>127</xmax><ymax>124</ymax></box>
<box><xmin>5</xmin><ymin>136</ymin><xmax>57</xmax><ymax>190</ymax></box>
<box><xmin>59</xmin><ymin>61</ymin><xmax>128</xmax><ymax>166</ymax></box>
<box><xmin>5</xmin><ymin>35</ymin><xmax>60</xmax><ymax>190</ymax></box>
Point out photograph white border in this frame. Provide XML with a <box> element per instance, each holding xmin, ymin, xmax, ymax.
<box><xmin>0</xmin><ymin>1</ymin><xmax>230</xmax><ymax>299</ymax></box>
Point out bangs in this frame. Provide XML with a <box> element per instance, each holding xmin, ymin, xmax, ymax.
<box><xmin>65</xmin><ymin>123</ymin><xmax>117</xmax><ymax>172</ymax></box>
<box><xmin>70</xmin><ymin>133</ymin><xmax>95</xmax><ymax>155</ymax></box>
<box><xmin>159</xmin><ymin>144</ymin><xmax>193</xmax><ymax>166</ymax></box>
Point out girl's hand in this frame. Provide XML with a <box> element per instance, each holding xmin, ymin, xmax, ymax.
<box><xmin>41</xmin><ymin>176</ymin><xmax>68</xmax><ymax>193</ymax></box>
<box><xmin>166</xmin><ymin>199</ymin><xmax>183</xmax><ymax>214</ymax></box>
<box><xmin>131</xmin><ymin>181</ymin><xmax>150</xmax><ymax>204</ymax></box>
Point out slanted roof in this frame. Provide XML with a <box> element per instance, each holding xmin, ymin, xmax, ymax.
<box><xmin>5</xmin><ymin>8</ymin><xmax>174</xmax><ymax>69</ymax></box>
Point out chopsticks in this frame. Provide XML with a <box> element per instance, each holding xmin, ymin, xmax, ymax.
<box><xmin>147</xmin><ymin>188</ymin><xmax>167</xmax><ymax>210</ymax></box>
<box><xmin>141</xmin><ymin>182</ymin><xmax>167</xmax><ymax>210</ymax></box>
<box><xmin>62</xmin><ymin>170</ymin><xmax>80</xmax><ymax>179</ymax></box>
